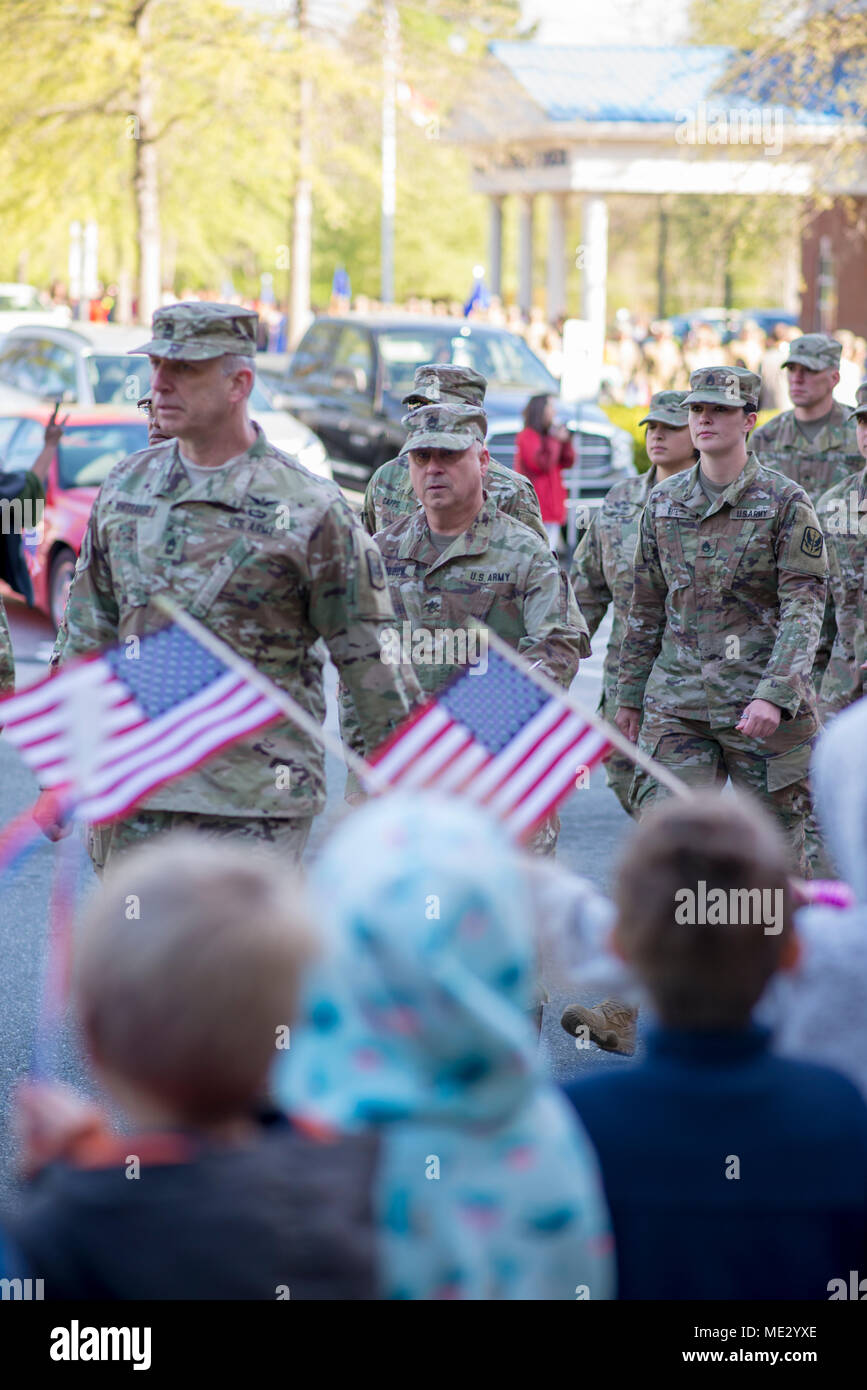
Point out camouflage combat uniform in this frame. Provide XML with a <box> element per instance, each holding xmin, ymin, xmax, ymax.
<box><xmin>0</xmin><ymin>595</ymin><xmax>13</xmax><ymax>694</ymax></box>
<box><xmin>361</xmin><ymin>361</ymin><xmax>548</xmax><ymax>543</ymax></box>
<box><xmin>342</xmin><ymin>403</ymin><xmax>590</xmax><ymax>855</ymax></box>
<box><xmin>617</xmin><ymin>369</ymin><xmax>828</xmax><ymax>875</ymax></box>
<box><xmin>814</xmin><ymin>383</ymin><xmax>867</xmax><ymax>721</ymax></box>
<box><xmin>750</xmin><ymin>335</ymin><xmax>860</xmax><ymax>505</ymax></box>
<box><xmin>570</xmin><ymin>391</ymin><xmax>693</xmax><ymax>815</ymax></box>
<box><xmin>53</xmin><ymin>303</ymin><xmax>419</xmax><ymax>872</ymax></box>
<box><xmin>750</xmin><ymin>402</ymin><xmax>860</xmax><ymax>504</ymax></box>
<box><xmin>571</xmin><ymin>469</ymin><xmax>656</xmax><ymax>815</ymax></box>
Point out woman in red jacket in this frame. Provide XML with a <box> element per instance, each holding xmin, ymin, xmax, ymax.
<box><xmin>514</xmin><ymin>394</ymin><xmax>574</xmax><ymax>551</ymax></box>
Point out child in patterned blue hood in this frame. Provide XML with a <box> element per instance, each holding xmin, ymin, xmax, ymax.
<box><xmin>274</xmin><ymin>793</ymin><xmax>614</xmax><ymax>1301</ymax></box>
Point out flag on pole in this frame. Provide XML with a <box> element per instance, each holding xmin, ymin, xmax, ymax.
<box><xmin>0</xmin><ymin>624</ymin><xmax>285</xmax><ymax>825</ymax></box>
<box><xmin>368</xmin><ymin>648</ymin><xmax>613</xmax><ymax>842</ymax></box>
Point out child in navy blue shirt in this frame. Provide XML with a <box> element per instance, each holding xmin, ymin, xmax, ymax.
<box><xmin>565</xmin><ymin>792</ymin><xmax>867</xmax><ymax>1300</ymax></box>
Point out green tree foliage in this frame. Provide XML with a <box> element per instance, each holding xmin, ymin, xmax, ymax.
<box><xmin>0</xmin><ymin>0</ymin><xmax>523</xmax><ymax>317</ymax></box>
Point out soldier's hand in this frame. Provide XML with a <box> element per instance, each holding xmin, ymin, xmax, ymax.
<box><xmin>736</xmin><ymin>698</ymin><xmax>781</xmax><ymax>741</ymax></box>
<box><xmin>615</xmin><ymin>706</ymin><xmax>640</xmax><ymax>742</ymax></box>
<box><xmin>32</xmin><ymin>789</ymin><xmax>73</xmax><ymax>841</ymax></box>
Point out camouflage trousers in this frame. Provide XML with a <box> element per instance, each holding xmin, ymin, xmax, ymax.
<box><xmin>633</xmin><ymin>710</ymin><xmax>823</xmax><ymax>878</ymax></box>
<box><xmin>86</xmin><ymin>810</ymin><xmax>314</xmax><ymax>877</ymax></box>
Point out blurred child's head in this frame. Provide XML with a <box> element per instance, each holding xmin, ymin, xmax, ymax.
<box><xmin>612</xmin><ymin>793</ymin><xmax>798</xmax><ymax>1029</ymax></box>
<box><xmin>75</xmin><ymin>834</ymin><xmax>315</xmax><ymax>1128</ymax></box>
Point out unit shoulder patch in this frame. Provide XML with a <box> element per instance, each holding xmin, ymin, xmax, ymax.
<box><xmin>800</xmin><ymin>525</ymin><xmax>824</xmax><ymax>557</ymax></box>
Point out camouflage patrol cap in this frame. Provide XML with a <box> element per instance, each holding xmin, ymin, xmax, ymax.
<box><xmin>683</xmin><ymin>365</ymin><xmax>761</xmax><ymax>409</ymax></box>
<box><xmin>638</xmin><ymin>390</ymin><xmax>690</xmax><ymax>428</ymax></box>
<box><xmin>131</xmin><ymin>302</ymin><xmax>258</xmax><ymax>360</ymax></box>
<box><xmin>846</xmin><ymin>381</ymin><xmax>867</xmax><ymax>420</ymax></box>
<box><xmin>401</xmin><ymin>364</ymin><xmax>487</xmax><ymax>408</ymax></box>
<box><xmin>783</xmin><ymin>333</ymin><xmax>842</xmax><ymax>373</ymax></box>
<box><xmin>399</xmin><ymin>402</ymin><xmax>488</xmax><ymax>456</ymax></box>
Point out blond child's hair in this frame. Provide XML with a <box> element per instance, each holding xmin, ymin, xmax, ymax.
<box><xmin>75</xmin><ymin>833</ymin><xmax>316</xmax><ymax>1124</ymax></box>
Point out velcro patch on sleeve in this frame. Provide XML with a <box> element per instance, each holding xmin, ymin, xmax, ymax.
<box><xmin>780</xmin><ymin>503</ymin><xmax>828</xmax><ymax>575</ymax></box>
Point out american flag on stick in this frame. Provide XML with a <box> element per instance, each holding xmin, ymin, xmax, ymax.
<box><xmin>368</xmin><ymin>644</ymin><xmax>613</xmax><ymax>843</ymax></box>
<box><xmin>0</xmin><ymin>624</ymin><xmax>286</xmax><ymax>825</ymax></box>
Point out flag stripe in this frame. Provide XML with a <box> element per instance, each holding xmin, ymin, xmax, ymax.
<box><xmin>505</xmin><ymin>728</ymin><xmax>612</xmax><ymax>838</ymax></box>
<box><xmin>80</xmin><ymin>699</ymin><xmax>283</xmax><ymax>823</ymax></box>
<box><xmin>483</xmin><ymin>714</ymin><xmax>590</xmax><ymax>815</ymax></box>
<box><xmin>0</xmin><ymin>654</ymin><xmax>105</xmax><ymax>727</ymax></box>
<box><xmin>372</xmin><ymin>704</ymin><xmax>453</xmax><ymax>781</ymax></box>
<box><xmin>427</xmin><ymin>741</ymin><xmax>492</xmax><ymax>793</ymax></box>
<box><xmin>387</xmin><ymin>720</ymin><xmax>469</xmax><ymax>789</ymax></box>
<box><xmin>83</xmin><ymin>689</ymin><xmax>279</xmax><ymax>803</ymax></box>
<box><xmin>466</xmin><ymin>700</ymin><xmax>570</xmax><ymax>802</ymax></box>
<box><xmin>14</xmin><ymin>697</ymin><xmax>143</xmax><ymax>762</ymax></box>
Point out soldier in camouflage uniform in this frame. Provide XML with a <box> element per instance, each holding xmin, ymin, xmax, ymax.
<box><xmin>750</xmin><ymin>334</ymin><xmax>861</xmax><ymax>504</ymax></box>
<box><xmin>815</xmin><ymin>382</ymin><xmax>867</xmax><ymax>721</ymax></box>
<box><xmin>616</xmin><ymin>367</ymin><xmax>828</xmax><ymax>876</ymax></box>
<box><xmin>0</xmin><ymin>595</ymin><xmax>13</xmax><ymax>695</ymax></box>
<box><xmin>38</xmin><ymin>303</ymin><xmax>419</xmax><ymax>872</ymax></box>
<box><xmin>342</xmin><ymin>401</ymin><xmax>590</xmax><ymax>858</ymax></box>
<box><xmin>361</xmin><ymin>363</ymin><xmax>548</xmax><ymax>544</ymax></box>
<box><xmin>570</xmin><ymin>390</ymin><xmax>695</xmax><ymax>816</ymax></box>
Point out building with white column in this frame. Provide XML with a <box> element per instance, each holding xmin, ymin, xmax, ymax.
<box><xmin>455</xmin><ymin>43</ymin><xmax>867</xmax><ymax>334</ymax></box>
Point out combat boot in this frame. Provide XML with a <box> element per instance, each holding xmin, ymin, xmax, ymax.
<box><xmin>560</xmin><ymin>998</ymin><xmax>638</xmax><ymax>1056</ymax></box>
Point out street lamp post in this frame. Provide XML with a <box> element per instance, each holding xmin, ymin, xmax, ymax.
<box><xmin>381</xmin><ymin>0</ymin><xmax>398</xmax><ymax>306</ymax></box>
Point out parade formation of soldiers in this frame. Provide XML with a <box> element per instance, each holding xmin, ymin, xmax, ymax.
<box><xmin>2</xmin><ymin>306</ymin><xmax>865</xmax><ymax>1002</ymax></box>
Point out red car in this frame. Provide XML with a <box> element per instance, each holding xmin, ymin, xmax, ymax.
<box><xmin>0</xmin><ymin>404</ymin><xmax>148</xmax><ymax>626</ymax></box>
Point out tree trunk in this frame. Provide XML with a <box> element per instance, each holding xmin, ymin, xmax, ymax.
<box><xmin>133</xmin><ymin>0</ymin><xmax>161</xmax><ymax>326</ymax></box>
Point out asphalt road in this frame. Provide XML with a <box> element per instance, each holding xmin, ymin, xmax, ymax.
<box><xmin>0</xmin><ymin>591</ymin><xmax>635</xmax><ymax>1208</ymax></box>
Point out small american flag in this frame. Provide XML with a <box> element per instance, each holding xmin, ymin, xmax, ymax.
<box><xmin>368</xmin><ymin>649</ymin><xmax>612</xmax><ymax>842</ymax></box>
<box><xmin>0</xmin><ymin>625</ymin><xmax>284</xmax><ymax>824</ymax></box>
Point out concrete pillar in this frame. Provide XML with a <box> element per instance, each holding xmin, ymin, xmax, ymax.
<box><xmin>517</xmin><ymin>193</ymin><xmax>534</xmax><ymax>317</ymax></box>
<box><xmin>582</xmin><ymin>194</ymin><xmax>608</xmax><ymax>349</ymax></box>
<box><xmin>488</xmin><ymin>196</ymin><xmax>504</xmax><ymax>298</ymax></box>
<box><xmin>546</xmin><ymin>192</ymin><xmax>568</xmax><ymax>322</ymax></box>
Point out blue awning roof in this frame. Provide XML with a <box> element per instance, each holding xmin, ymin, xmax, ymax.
<box><xmin>488</xmin><ymin>43</ymin><xmax>859</xmax><ymax>125</ymax></box>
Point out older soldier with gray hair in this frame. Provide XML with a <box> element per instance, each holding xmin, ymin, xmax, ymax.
<box><xmin>36</xmin><ymin>302</ymin><xmax>419</xmax><ymax>871</ymax></box>
<box><xmin>342</xmin><ymin>399</ymin><xmax>589</xmax><ymax>861</ymax></box>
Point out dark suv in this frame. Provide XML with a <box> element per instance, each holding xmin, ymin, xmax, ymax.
<box><xmin>263</xmin><ymin>315</ymin><xmax>635</xmax><ymax>544</ymax></box>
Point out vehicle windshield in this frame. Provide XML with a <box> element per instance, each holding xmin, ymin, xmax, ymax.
<box><xmin>87</xmin><ymin>355</ymin><xmax>151</xmax><ymax>405</ymax></box>
<box><xmin>87</xmin><ymin>356</ymin><xmax>273</xmax><ymax>410</ymax></box>
<box><xmin>56</xmin><ymin>422</ymin><xmax>149</xmax><ymax>487</ymax></box>
<box><xmin>376</xmin><ymin>327</ymin><xmax>558</xmax><ymax>396</ymax></box>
